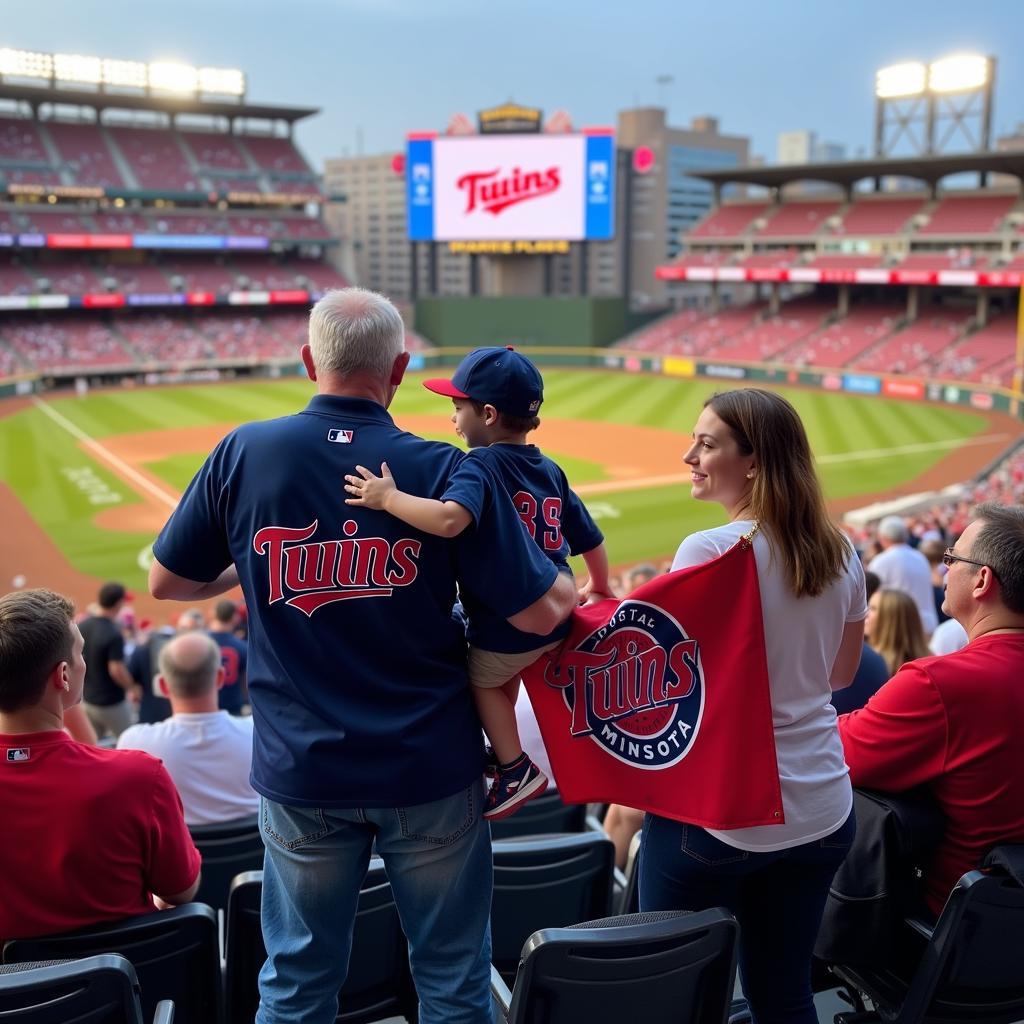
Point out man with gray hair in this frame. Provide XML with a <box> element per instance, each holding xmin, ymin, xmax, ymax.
<box><xmin>147</xmin><ymin>287</ymin><xmax>575</xmax><ymax>1024</ymax></box>
<box><xmin>117</xmin><ymin>631</ymin><xmax>257</xmax><ymax>826</ymax></box>
<box><xmin>868</xmin><ymin>514</ymin><xmax>938</xmax><ymax>634</ymax></box>
<box><xmin>840</xmin><ymin>503</ymin><xmax>1024</xmax><ymax>915</ymax></box>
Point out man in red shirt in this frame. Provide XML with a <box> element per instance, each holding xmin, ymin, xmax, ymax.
<box><xmin>0</xmin><ymin>588</ymin><xmax>201</xmax><ymax>944</ymax></box>
<box><xmin>839</xmin><ymin>503</ymin><xmax>1024</xmax><ymax>915</ymax></box>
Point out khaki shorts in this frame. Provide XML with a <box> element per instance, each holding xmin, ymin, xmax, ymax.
<box><xmin>469</xmin><ymin>639</ymin><xmax>563</xmax><ymax>689</ymax></box>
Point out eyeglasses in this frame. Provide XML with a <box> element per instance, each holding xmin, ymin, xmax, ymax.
<box><xmin>942</xmin><ymin>549</ymin><xmax>988</xmax><ymax>571</ymax></box>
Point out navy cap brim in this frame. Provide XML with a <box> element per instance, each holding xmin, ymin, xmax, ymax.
<box><xmin>422</xmin><ymin>378</ymin><xmax>470</xmax><ymax>399</ymax></box>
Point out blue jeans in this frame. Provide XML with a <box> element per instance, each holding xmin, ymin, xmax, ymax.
<box><xmin>256</xmin><ymin>780</ymin><xmax>493</xmax><ymax>1024</ymax></box>
<box><xmin>639</xmin><ymin>811</ymin><xmax>856</xmax><ymax>1024</ymax></box>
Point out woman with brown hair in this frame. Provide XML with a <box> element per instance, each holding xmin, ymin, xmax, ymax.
<box><xmin>639</xmin><ymin>388</ymin><xmax>866</xmax><ymax>1024</ymax></box>
<box><xmin>865</xmin><ymin>587</ymin><xmax>931</xmax><ymax>676</ymax></box>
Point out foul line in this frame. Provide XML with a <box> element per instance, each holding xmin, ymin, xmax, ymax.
<box><xmin>575</xmin><ymin>432</ymin><xmax>1009</xmax><ymax>497</ymax></box>
<box><xmin>32</xmin><ymin>399</ymin><xmax>180</xmax><ymax>510</ymax></box>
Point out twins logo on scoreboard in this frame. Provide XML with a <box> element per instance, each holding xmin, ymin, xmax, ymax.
<box><xmin>544</xmin><ymin>600</ymin><xmax>704</xmax><ymax>769</ymax></box>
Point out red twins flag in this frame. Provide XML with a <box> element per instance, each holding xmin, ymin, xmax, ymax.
<box><xmin>522</xmin><ymin>535</ymin><xmax>784</xmax><ymax>829</ymax></box>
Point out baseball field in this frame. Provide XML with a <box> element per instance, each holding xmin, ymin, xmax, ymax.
<box><xmin>0</xmin><ymin>368</ymin><xmax>1018</xmax><ymax>619</ymax></box>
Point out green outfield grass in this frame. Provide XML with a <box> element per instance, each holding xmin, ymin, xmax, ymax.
<box><xmin>0</xmin><ymin>370</ymin><xmax>994</xmax><ymax>591</ymax></box>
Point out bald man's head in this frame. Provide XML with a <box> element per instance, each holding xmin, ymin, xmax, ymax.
<box><xmin>158</xmin><ymin>631</ymin><xmax>222</xmax><ymax>700</ymax></box>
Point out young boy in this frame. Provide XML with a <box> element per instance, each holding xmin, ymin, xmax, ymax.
<box><xmin>345</xmin><ymin>346</ymin><xmax>613</xmax><ymax>819</ymax></box>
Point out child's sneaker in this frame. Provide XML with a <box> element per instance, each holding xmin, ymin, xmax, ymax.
<box><xmin>483</xmin><ymin>754</ymin><xmax>548</xmax><ymax>820</ymax></box>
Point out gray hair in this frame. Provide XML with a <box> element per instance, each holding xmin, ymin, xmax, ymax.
<box><xmin>969</xmin><ymin>503</ymin><xmax>1024</xmax><ymax>614</ymax></box>
<box><xmin>308</xmin><ymin>288</ymin><xmax>405</xmax><ymax>378</ymax></box>
<box><xmin>878</xmin><ymin>515</ymin><xmax>909</xmax><ymax>543</ymax></box>
<box><xmin>158</xmin><ymin>632</ymin><xmax>221</xmax><ymax>700</ymax></box>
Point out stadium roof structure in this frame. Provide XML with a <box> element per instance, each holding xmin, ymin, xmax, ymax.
<box><xmin>0</xmin><ymin>81</ymin><xmax>319</xmax><ymax>124</ymax></box>
<box><xmin>689</xmin><ymin>150</ymin><xmax>1024</xmax><ymax>193</ymax></box>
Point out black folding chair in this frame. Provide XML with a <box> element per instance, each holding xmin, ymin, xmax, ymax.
<box><xmin>189</xmin><ymin>815</ymin><xmax>263</xmax><ymax>914</ymax></box>
<box><xmin>491</xmin><ymin>909</ymin><xmax>738</xmax><ymax>1024</ymax></box>
<box><xmin>830</xmin><ymin>847</ymin><xmax>1024</xmax><ymax>1024</ymax></box>
<box><xmin>224</xmin><ymin>861</ymin><xmax>417</xmax><ymax>1024</ymax></box>
<box><xmin>3</xmin><ymin>904</ymin><xmax>220</xmax><ymax>1024</ymax></box>
<box><xmin>489</xmin><ymin>791</ymin><xmax>588</xmax><ymax>840</ymax></box>
<box><xmin>0</xmin><ymin>954</ymin><xmax>173</xmax><ymax>1023</ymax></box>
<box><xmin>491</xmin><ymin>832</ymin><xmax>616</xmax><ymax>984</ymax></box>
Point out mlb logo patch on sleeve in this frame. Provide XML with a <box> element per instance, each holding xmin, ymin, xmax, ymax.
<box><xmin>327</xmin><ymin>429</ymin><xmax>354</xmax><ymax>444</ymax></box>
<box><xmin>6</xmin><ymin>747</ymin><xmax>30</xmax><ymax>762</ymax></box>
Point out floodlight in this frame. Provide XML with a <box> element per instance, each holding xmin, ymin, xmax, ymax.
<box><xmin>875</xmin><ymin>62</ymin><xmax>926</xmax><ymax>98</ymax></box>
<box><xmin>148</xmin><ymin>61</ymin><xmax>199</xmax><ymax>93</ymax></box>
<box><xmin>102</xmin><ymin>58</ymin><xmax>148</xmax><ymax>88</ymax></box>
<box><xmin>0</xmin><ymin>47</ymin><xmax>54</xmax><ymax>78</ymax></box>
<box><xmin>198</xmin><ymin>66</ymin><xmax>245</xmax><ymax>96</ymax></box>
<box><xmin>928</xmin><ymin>54</ymin><xmax>988</xmax><ymax>93</ymax></box>
<box><xmin>54</xmin><ymin>53</ymin><xmax>102</xmax><ymax>84</ymax></box>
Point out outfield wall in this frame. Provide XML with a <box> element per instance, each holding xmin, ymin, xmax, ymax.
<box><xmin>2</xmin><ymin>348</ymin><xmax>1021</xmax><ymax>421</ymax></box>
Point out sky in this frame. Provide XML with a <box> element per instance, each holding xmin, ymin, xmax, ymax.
<box><xmin>4</xmin><ymin>0</ymin><xmax>1024</xmax><ymax>170</ymax></box>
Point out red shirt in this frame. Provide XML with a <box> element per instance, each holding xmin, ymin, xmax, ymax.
<box><xmin>0</xmin><ymin>730</ymin><xmax>201</xmax><ymax>944</ymax></box>
<box><xmin>838</xmin><ymin>634</ymin><xmax>1024</xmax><ymax>914</ymax></box>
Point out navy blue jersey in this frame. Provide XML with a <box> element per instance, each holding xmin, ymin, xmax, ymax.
<box><xmin>152</xmin><ymin>395</ymin><xmax>558</xmax><ymax>808</ymax></box>
<box><xmin>208</xmin><ymin>630</ymin><xmax>248</xmax><ymax>715</ymax></box>
<box><xmin>443</xmin><ymin>443</ymin><xmax>604</xmax><ymax>654</ymax></box>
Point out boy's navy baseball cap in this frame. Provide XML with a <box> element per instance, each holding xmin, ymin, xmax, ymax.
<box><xmin>423</xmin><ymin>346</ymin><xmax>544</xmax><ymax>418</ymax></box>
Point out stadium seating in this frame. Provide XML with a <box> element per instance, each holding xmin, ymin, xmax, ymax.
<box><xmin>778</xmin><ymin>304</ymin><xmax>901</xmax><ymax>368</ymax></box>
<box><xmin>46</xmin><ymin>122</ymin><xmax>125</xmax><ymax>188</ymax></box>
<box><xmin>738</xmin><ymin>248</ymin><xmax>799</xmax><ymax>268</ymax></box>
<box><xmin>490</xmin><ymin>909</ymin><xmax>738</xmax><ymax>1024</ymax></box>
<box><xmin>833</xmin><ymin>197</ymin><xmax>926</xmax><ymax>236</ymax></box>
<box><xmin>17</xmin><ymin>209</ymin><xmax>91</xmax><ymax>235</ymax></box>
<box><xmin>118</xmin><ymin>314</ymin><xmax>215</xmax><ymax>364</ymax></box>
<box><xmin>225</xmin><ymin>866</ymin><xmax>418</xmax><ymax>1024</ymax></box>
<box><xmin>160</xmin><ymin>258</ymin><xmax>239</xmax><ymax>295</ymax></box>
<box><xmin>858</xmin><ymin>309</ymin><xmax>973</xmax><ymax>376</ymax></box>
<box><xmin>108</xmin><ymin>127</ymin><xmax>200</xmax><ymax>193</ymax></box>
<box><xmin>0</xmin><ymin>954</ymin><xmax>173</xmax><ymax>1024</ymax></box>
<box><xmin>755</xmin><ymin>199</ymin><xmax>842</xmax><ymax>239</ymax></box>
<box><xmin>917</xmin><ymin>194</ymin><xmax>1017</xmax><ymax>236</ymax></box>
<box><xmin>30</xmin><ymin>259</ymin><xmax>103</xmax><ymax>294</ymax></box>
<box><xmin>688</xmin><ymin>201</ymin><xmax>769</xmax><ymax>240</ymax></box>
<box><xmin>239</xmin><ymin>135</ymin><xmax>311</xmax><ymax>174</ymax></box>
<box><xmin>180</xmin><ymin>131</ymin><xmax>251</xmax><ymax>171</ymax></box>
<box><xmin>0</xmin><ymin>168</ymin><xmax>63</xmax><ymax>188</ymax></box>
<box><xmin>804</xmin><ymin>253</ymin><xmax>883</xmax><ymax>269</ymax></box>
<box><xmin>930</xmin><ymin>313</ymin><xmax>1017</xmax><ymax>383</ymax></box>
<box><xmin>4</xmin><ymin>904</ymin><xmax>222</xmax><ymax>1024</ymax></box>
<box><xmin>490</xmin><ymin>833</ymin><xmax>616</xmax><ymax>984</ymax></box>
<box><xmin>705</xmin><ymin>300</ymin><xmax>833</xmax><ymax>364</ymax></box>
<box><xmin>1</xmin><ymin>316</ymin><xmax>131</xmax><ymax>370</ymax></box>
<box><xmin>93</xmin><ymin>211</ymin><xmax>157</xmax><ymax>234</ymax></box>
<box><xmin>896</xmin><ymin>250</ymin><xmax>988</xmax><ymax>272</ymax></box>
<box><xmin>0</xmin><ymin>260</ymin><xmax>40</xmax><ymax>296</ymax></box>
<box><xmin>0</xmin><ymin>116</ymin><xmax>49</xmax><ymax>162</ymax></box>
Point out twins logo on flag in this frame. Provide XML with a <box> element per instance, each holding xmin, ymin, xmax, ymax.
<box><xmin>522</xmin><ymin>528</ymin><xmax>784</xmax><ymax>829</ymax></box>
<box><xmin>543</xmin><ymin>599</ymin><xmax>704</xmax><ymax>770</ymax></box>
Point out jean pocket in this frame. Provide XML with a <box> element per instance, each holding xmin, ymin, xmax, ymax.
<box><xmin>397</xmin><ymin>782</ymin><xmax>479</xmax><ymax>846</ymax></box>
<box><xmin>680</xmin><ymin>823</ymin><xmax>750</xmax><ymax>866</ymax></box>
<box><xmin>261</xmin><ymin>799</ymin><xmax>329</xmax><ymax>851</ymax></box>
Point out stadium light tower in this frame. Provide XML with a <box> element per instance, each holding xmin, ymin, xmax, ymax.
<box><xmin>874</xmin><ymin>53</ymin><xmax>995</xmax><ymax>158</ymax></box>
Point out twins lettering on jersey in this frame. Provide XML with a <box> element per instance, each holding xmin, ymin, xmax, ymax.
<box><xmin>253</xmin><ymin>519</ymin><xmax>421</xmax><ymax>617</ymax></box>
<box><xmin>544</xmin><ymin>600</ymin><xmax>705</xmax><ymax>769</ymax></box>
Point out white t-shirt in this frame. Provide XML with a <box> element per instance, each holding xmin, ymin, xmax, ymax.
<box><xmin>117</xmin><ymin>711</ymin><xmax>258</xmax><ymax>826</ymax></box>
<box><xmin>672</xmin><ymin>520</ymin><xmax>865</xmax><ymax>852</ymax></box>
<box><xmin>929</xmin><ymin>617</ymin><xmax>969</xmax><ymax>656</ymax></box>
<box><xmin>867</xmin><ymin>543</ymin><xmax>939</xmax><ymax>635</ymax></box>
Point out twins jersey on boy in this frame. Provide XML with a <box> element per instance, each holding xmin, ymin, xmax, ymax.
<box><xmin>443</xmin><ymin>442</ymin><xmax>603</xmax><ymax>654</ymax></box>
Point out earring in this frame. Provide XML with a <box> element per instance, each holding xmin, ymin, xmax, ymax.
<box><xmin>63</xmin><ymin>681</ymin><xmax>70</xmax><ymax>692</ymax></box>
<box><xmin>746</xmin><ymin>472</ymin><xmax>755</xmax><ymax>479</ymax></box>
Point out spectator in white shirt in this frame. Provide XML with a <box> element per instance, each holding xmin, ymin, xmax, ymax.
<box><xmin>868</xmin><ymin>516</ymin><xmax>938</xmax><ymax>635</ymax></box>
<box><xmin>118</xmin><ymin>631</ymin><xmax>258</xmax><ymax>826</ymax></box>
